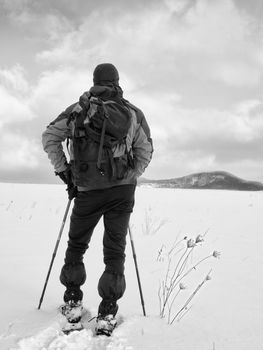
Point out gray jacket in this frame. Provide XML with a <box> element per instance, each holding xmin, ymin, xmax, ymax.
<box><xmin>42</xmin><ymin>97</ymin><xmax>153</xmax><ymax>190</ymax></box>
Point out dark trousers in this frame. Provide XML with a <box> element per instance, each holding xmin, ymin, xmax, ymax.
<box><xmin>60</xmin><ymin>184</ymin><xmax>136</xmax><ymax>304</ymax></box>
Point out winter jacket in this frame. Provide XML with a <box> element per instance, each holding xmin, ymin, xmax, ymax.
<box><xmin>42</xmin><ymin>85</ymin><xmax>153</xmax><ymax>190</ymax></box>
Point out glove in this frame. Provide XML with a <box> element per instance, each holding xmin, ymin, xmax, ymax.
<box><xmin>67</xmin><ymin>183</ymin><xmax>78</xmax><ymax>200</ymax></box>
<box><xmin>56</xmin><ymin>166</ymin><xmax>71</xmax><ymax>184</ymax></box>
<box><xmin>56</xmin><ymin>165</ymin><xmax>78</xmax><ymax>200</ymax></box>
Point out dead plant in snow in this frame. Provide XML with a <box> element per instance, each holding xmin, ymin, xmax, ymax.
<box><xmin>142</xmin><ymin>206</ymin><xmax>167</xmax><ymax>235</ymax></box>
<box><xmin>158</xmin><ymin>234</ymin><xmax>220</xmax><ymax>324</ymax></box>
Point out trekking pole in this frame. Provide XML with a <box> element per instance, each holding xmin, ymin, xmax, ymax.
<box><xmin>37</xmin><ymin>199</ymin><xmax>72</xmax><ymax>310</ymax></box>
<box><xmin>128</xmin><ymin>225</ymin><xmax>146</xmax><ymax>316</ymax></box>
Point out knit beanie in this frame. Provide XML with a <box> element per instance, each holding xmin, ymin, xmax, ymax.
<box><xmin>93</xmin><ymin>63</ymin><xmax>119</xmax><ymax>85</ymax></box>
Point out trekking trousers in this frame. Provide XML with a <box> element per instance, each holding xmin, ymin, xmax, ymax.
<box><xmin>60</xmin><ymin>184</ymin><xmax>136</xmax><ymax>303</ymax></box>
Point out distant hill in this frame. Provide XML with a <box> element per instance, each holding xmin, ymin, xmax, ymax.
<box><xmin>139</xmin><ymin>171</ymin><xmax>263</xmax><ymax>191</ymax></box>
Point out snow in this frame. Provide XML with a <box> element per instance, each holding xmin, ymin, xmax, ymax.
<box><xmin>0</xmin><ymin>183</ymin><xmax>263</xmax><ymax>349</ymax></box>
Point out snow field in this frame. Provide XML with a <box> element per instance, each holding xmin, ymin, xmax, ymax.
<box><xmin>0</xmin><ymin>183</ymin><xmax>263</xmax><ymax>349</ymax></box>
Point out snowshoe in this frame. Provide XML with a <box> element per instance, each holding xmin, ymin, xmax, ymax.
<box><xmin>60</xmin><ymin>300</ymin><xmax>84</xmax><ymax>334</ymax></box>
<box><xmin>95</xmin><ymin>314</ymin><xmax>117</xmax><ymax>336</ymax></box>
<box><xmin>62</xmin><ymin>321</ymin><xmax>84</xmax><ymax>335</ymax></box>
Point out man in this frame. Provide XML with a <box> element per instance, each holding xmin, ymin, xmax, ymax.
<box><xmin>42</xmin><ymin>63</ymin><xmax>153</xmax><ymax>335</ymax></box>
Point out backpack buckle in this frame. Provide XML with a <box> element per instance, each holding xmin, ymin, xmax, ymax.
<box><xmin>98</xmin><ymin>168</ymin><xmax>105</xmax><ymax>176</ymax></box>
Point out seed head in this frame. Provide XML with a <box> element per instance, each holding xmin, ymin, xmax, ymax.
<box><xmin>206</xmin><ymin>274</ymin><xmax>212</xmax><ymax>281</ymax></box>
<box><xmin>212</xmin><ymin>251</ymin><xmax>221</xmax><ymax>258</ymax></box>
<box><xmin>195</xmin><ymin>234</ymin><xmax>204</xmax><ymax>244</ymax></box>
<box><xmin>187</xmin><ymin>238</ymin><xmax>196</xmax><ymax>248</ymax></box>
<box><xmin>179</xmin><ymin>283</ymin><xmax>187</xmax><ymax>290</ymax></box>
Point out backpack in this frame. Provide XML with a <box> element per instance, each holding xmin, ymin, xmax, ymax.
<box><xmin>69</xmin><ymin>95</ymin><xmax>135</xmax><ymax>188</ymax></box>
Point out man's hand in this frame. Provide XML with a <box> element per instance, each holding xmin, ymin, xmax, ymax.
<box><xmin>56</xmin><ymin>165</ymin><xmax>78</xmax><ymax>200</ymax></box>
<box><xmin>66</xmin><ymin>183</ymin><xmax>78</xmax><ymax>200</ymax></box>
<box><xmin>56</xmin><ymin>166</ymin><xmax>71</xmax><ymax>184</ymax></box>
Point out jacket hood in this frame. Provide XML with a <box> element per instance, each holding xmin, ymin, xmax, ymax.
<box><xmin>89</xmin><ymin>85</ymin><xmax>123</xmax><ymax>100</ymax></box>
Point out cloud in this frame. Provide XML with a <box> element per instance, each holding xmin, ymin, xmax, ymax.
<box><xmin>133</xmin><ymin>89</ymin><xmax>263</xmax><ymax>179</ymax></box>
<box><xmin>0</xmin><ymin>86</ymin><xmax>33</xmax><ymax>129</ymax></box>
<box><xmin>0</xmin><ymin>0</ymin><xmax>30</xmax><ymax>12</ymax></box>
<box><xmin>1</xmin><ymin>0</ymin><xmax>263</xmax><ymax>182</ymax></box>
<box><xmin>32</xmin><ymin>0</ymin><xmax>263</xmax><ymax>94</ymax></box>
<box><xmin>8</xmin><ymin>7</ymin><xmax>73</xmax><ymax>43</ymax></box>
<box><xmin>0</xmin><ymin>64</ymin><xmax>29</xmax><ymax>92</ymax></box>
<box><xmin>235</xmin><ymin>99</ymin><xmax>262</xmax><ymax>115</ymax></box>
<box><xmin>0</xmin><ymin>131</ymin><xmax>39</xmax><ymax>170</ymax></box>
<box><xmin>212</xmin><ymin>61</ymin><xmax>262</xmax><ymax>87</ymax></box>
<box><xmin>0</xmin><ymin>65</ymin><xmax>93</xmax><ymax>178</ymax></box>
<box><xmin>28</xmin><ymin>68</ymin><xmax>93</xmax><ymax>126</ymax></box>
<box><xmin>164</xmin><ymin>0</ymin><xmax>192</xmax><ymax>14</ymax></box>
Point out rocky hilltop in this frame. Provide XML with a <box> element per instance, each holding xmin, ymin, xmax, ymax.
<box><xmin>139</xmin><ymin>171</ymin><xmax>263</xmax><ymax>191</ymax></box>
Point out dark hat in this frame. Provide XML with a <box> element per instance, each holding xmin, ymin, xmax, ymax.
<box><xmin>93</xmin><ymin>63</ymin><xmax>119</xmax><ymax>85</ymax></box>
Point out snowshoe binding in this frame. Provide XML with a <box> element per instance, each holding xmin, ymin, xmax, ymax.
<box><xmin>60</xmin><ymin>300</ymin><xmax>84</xmax><ymax>334</ymax></box>
<box><xmin>95</xmin><ymin>314</ymin><xmax>117</xmax><ymax>336</ymax></box>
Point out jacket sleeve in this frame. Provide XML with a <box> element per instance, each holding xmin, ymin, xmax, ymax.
<box><xmin>132</xmin><ymin>109</ymin><xmax>153</xmax><ymax>177</ymax></box>
<box><xmin>42</xmin><ymin>105</ymin><xmax>75</xmax><ymax>173</ymax></box>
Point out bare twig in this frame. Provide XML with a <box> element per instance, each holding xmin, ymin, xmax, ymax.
<box><xmin>170</xmin><ymin>270</ymin><xmax>212</xmax><ymax>324</ymax></box>
<box><xmin>158</xmin><ymin>232</ymin><xmax>219</xmax><ymax>324</ymax></box>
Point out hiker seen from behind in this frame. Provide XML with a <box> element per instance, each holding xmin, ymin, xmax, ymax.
<box><xmin>42</xmin><ymin>63</ymin><xmax>153</xmax><ymax>336</ymax></box>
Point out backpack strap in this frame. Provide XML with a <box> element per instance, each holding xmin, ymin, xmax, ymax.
<box><xmin>96</xmin><ymin>113</ymin><xmax>108</xmax><ymax>175</ymax></box>
<box><xmin>96</xmin><ymin>100</ymin><xmax>120</xmax><ymax>176</ymax></box>
<box><xmin>70</xmin><ymin>109</ymin><xmax>87</xmax><ymax>172</ymax></box>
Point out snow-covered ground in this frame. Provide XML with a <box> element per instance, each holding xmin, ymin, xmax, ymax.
<box><xmin>0</xmin><ymin>183</ymin><xmax>262</xmax><ymax>350</ymax></box>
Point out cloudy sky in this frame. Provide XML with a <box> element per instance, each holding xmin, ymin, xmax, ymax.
<box><xmin>1</xmin><ymin>0</ymin><xmax>263</xmax><ymax>184</ymax></box>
